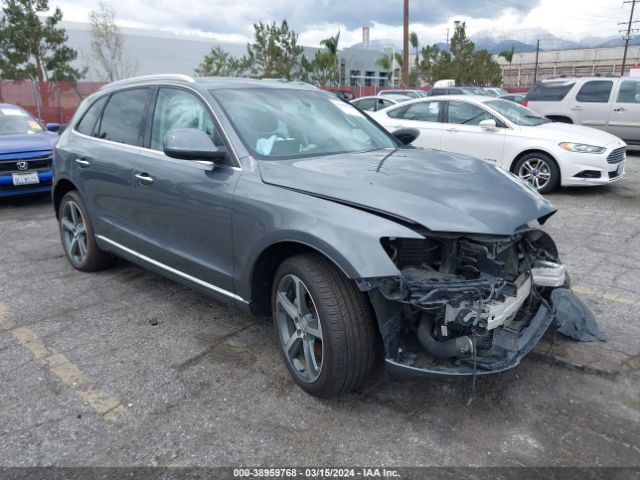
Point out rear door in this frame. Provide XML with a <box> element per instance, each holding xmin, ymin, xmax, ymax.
<box><xmin>440</xmin><ymin>100</ymin><xmax>506</xmax><ymax>164</ymax></box>
<box><xmin>607</xmin><ymin>79</ymin><xmax>640</xmax><ymax>146</ymax></box>
<box><xmin>380</xmin><ymin>100</ymin><xmax>444</xmax><ymax>149</ymax></box>
<box><xmin>73</xmin><ymin>88</ymin><xmax>152</xmax><ymax>249</ymax></box>
<box><xmin>568</xmin><ymin>80</ymin><xmax>614</xmax><ymax>129</ymax></box>
<box><xmin>130</xmin><ymin>86</ymin><xmax>241</xmax><ymax>295</ymax></box>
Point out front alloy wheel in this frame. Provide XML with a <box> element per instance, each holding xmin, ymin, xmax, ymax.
<box><xmin>275</xmin><ymin>274</ymin><xmax>324</xmax><ymax>383</ymax></box>
<box><xmin>514</xmin><ymin>153</ymin><xmax>559</xmax><ymax>194</ymax></box>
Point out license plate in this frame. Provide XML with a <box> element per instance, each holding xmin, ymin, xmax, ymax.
<box><xmin>12</xmin><ymin>172</ymin><xmax>39</xmax><ymax>186</ymax></box>
<box><xmin>617</xmin><ymin>162</ymin><xmax>625</xmax><ymax>176</ymax></box>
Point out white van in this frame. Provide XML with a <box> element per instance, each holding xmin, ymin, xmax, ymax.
<box><xmin>433</xmin><ymin>79</ymin><xmax>455</xmax><ymax>88</ymax></box>
<box><xmin>524</xmin><ymin>76</ymin><xmax>640</xmax><ymax>148</ymax></box>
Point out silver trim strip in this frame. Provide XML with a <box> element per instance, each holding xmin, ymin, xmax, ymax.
<box><xmin>95</xmin><ymin>235</ymin><xmax>248</xmax><ymax>304</ymax></box>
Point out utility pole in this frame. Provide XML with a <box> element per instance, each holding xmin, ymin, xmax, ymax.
<box><xmin>533</xmin><ymin>39</ymin><xmax>540</xmax><ymax>83</ymax></box>
<box><xmin>620</xmin><ymin>0</ymin><xmax>638</xmax><ymax>76</ymax></box>
<box><xmin>402</xmin><ymin>0</ymin><xmax>409</xmax><ymax>87</ymax></box>
<box><xmin>446</xmin><ymin>28</ymin><xmax>450</xmax><ymax>46</ymax></box>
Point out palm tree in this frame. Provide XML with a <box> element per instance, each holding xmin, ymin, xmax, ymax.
<box><xmin>410</xmin><ymin>32</ymin><xmax>419</xmax><ymax>68</ymax></box>
<box><xmin>320</xmin><ymin>31</ymin><xmax>340</xmax><ymax>85</ymax></box>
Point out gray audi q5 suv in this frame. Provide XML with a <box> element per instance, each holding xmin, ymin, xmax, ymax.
<box><xmin>54</xmin><ymin>75</ymin><xmax>576</xmax><ymax>397</ymax></box>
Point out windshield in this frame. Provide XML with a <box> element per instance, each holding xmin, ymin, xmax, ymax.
<box><xmin>0</xmin><ymin>107</ymin><xmax>43</xmax><ymax>135</ymax></box>
<box><xmin>486</xmin><ymin>99</ymin><xmax>551</xmax><ymax>126</ymax></box>
<box><xmin>212</xmin><ymin>88</ymin><xmax>398</xmax><ymax>159</ymax></box>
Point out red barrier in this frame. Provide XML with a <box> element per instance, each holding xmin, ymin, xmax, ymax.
<box><xmin>0</xmin><ymin>81</ymin><xmax>105</xmax><ymax>124</ymax></box>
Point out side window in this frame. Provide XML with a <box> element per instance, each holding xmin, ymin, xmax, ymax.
<box><xmin>399</xmin><ymin>101</ymin><xmax>441</xmax><ymax>122</ymax></box>
<box><xmin>378</xmin><ymin>99</ymin><xmax>394</xmax><ymax>109</ymax></box>
<box><xmin>387</xmin><ymin>106</ymin><xmax>408</xmax><ymax>118</ymax></box>
<box><xmin>449</xmin><ymin>89</ymin><xmax>463</xmax><ymax>94</ymax></box>
<box><xmin>616</xmin><ymin>80</ymin><xmax>640</xmax><ymax>104</ymax></box>
<box><xmin>447</xmin><ymin>101</ymin><xmax>493</xmax><ymax>125</ymax></box>
<box><xmin>97</xmin><ymin>88</ymin><xmax>151</xmax><ymax>146</ymax></box>
<box><xmin>75</xmin><ymin>96</ymin><xmax>108</xmax><ymax>136</ymax></box>
<box><xmin>527</xmin><ymin>82</ymin><xmax>575</xmax><ymax>101</ymax></box>
<box><xmin>151</xmin><ymin>88</ymin><xmax>216</xmax><ymax>151</ymax></box>
<box><xmin>576</xmin><ymin>81</ymin><xmax>613</xmax><ymax>103</ymax></box>
<box><xmin>354</xmin><ymin>98</ymin><xmax>375</xmax><ymax>111</ymax></box>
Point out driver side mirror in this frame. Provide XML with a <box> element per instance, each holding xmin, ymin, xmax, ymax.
<box><xmin>163</xmin><ymin>128</ymin><xmax>227</xmax><ymax>162</ymax></box>
<box><xmin>479</xmin><ymin>119</ymin><xmax>497</xmax><ymax>130</ymax></box>
<box><xmin>392</xmin><ymin>127</ymin><xmax>420</xmax><ymax>146</ymax></box>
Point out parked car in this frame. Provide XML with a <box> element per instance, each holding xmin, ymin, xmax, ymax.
<box><xmin>378</xmin><ymin>89</ymin><xmax>427</xmax><ymax>99</ymax></box>
<box><xmin>524</xmin><ymin>76</ymin><xmax>640</xmax><ymax>148</ymax></box>
<box><xmin>501</xmin><ymin>93</ymin><xmax>526</xmax><ymax>104</ymax></box>
<box><xmin>428</xmin><ymin>87</ymin><xmax>476</xmax><ymax>97</ymax></box>
<box><xmin>484</xmin><ymin>87</ymin><xmax>510</xmax><ymax>97</ymax></box>
<box><xmin>0</xmin><ymin>103</ymin><xmax>59</xmax><ymax>197</ymax></box>
<box><xmin>351</xmin><ymin>95</ymin><xmax>411</xmax><ymax>111</ymax></box>
<box><xmin>54</xmin><ymin>75</ymin><xmax>576</xmax><ymax>397</ymax></box>
<box><xmin>371</xmin><ymin>95</ymin><xmax>626</xmax><ymax>193</ymax></box>
<box><xmin>325</xmin><ymin>88</ymin><xmax>355</xmax><ymax>101</ymax></box>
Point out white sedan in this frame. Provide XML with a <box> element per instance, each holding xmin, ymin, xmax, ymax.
<box><xmin>371</xmin><ymin>95</ymin><xmax>627</xmax><ymax>193</ymax></box>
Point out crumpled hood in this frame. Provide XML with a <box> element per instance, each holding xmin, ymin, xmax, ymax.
<box><xmin>0</xmin><ymin>132</ymin><xmax>56</xmax><ymax>155</ymax></box>
<box><xmin>258</xmin><ymin>148</ymin><xmax>556</xmax><ymax>236</ymax></box>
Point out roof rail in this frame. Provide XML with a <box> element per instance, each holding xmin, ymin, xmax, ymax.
<box><xmin>544</xmin><ymin>73</ymin><xmax>621</xmax><ymax>81</ymax></box>
<box><xmin>99</xmin><ymin>74</ymin><xmax>195</xmax><ymax>90</ymax></box>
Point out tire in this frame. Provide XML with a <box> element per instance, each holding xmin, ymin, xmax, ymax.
<box><xmin>513</xmin><ymin>152</ymin><xmax>560</xmax><ymax>194</ymax></box>
<box><xmin>271</xmin><ymin>253</ymin><xmax>377</xmax><ymax>398</ymax></box>
<box><xmin>58</xmin><ymin>191</ymin><xmax>115</xmax><ymax>272</ymax></box>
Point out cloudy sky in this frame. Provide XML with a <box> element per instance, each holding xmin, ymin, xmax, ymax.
<box><xmin>53</xmin><ymin>0</ymin><xmax>629</xmax><ymax>46</ymax></box>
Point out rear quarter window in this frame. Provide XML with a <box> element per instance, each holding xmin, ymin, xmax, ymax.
<box><xmin>526</xmin><ymin>82</ymin><xmax>575</xmax><ymax>101</ymax></box>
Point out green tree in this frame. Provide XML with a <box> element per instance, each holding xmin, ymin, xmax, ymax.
<box><xmin>472</xmin><ymin>49</ymin><xmax>502</xmax><ymax>86</ymax></box>
<box><xmin>499</xmin><ymin>45</ymin><xmax>515</xmax><ymax>65</ymax></box>
<box><xmin>449</xmin><ymin>21</ymin><xmax>475</xmax><ymax>84</ymax></box>
<box><xmin>86</xmin><ymin>1</ymin><xmax>136</xmax><ymax>82</ymax></box>
<box><xmin>418</xmin><ymin>44</ymin><xmax>447</xmax><ymax>84</ymax></box>
<box><xmin>195</xmin><ymin>45</ymin><xmax>248</xmax><ymax>77</ymax></box>
<box><xmin>0</xmin><ymin>0</ymin><xmax>84</xmax><ymax>80</ymax></box>
<box><xmin>319</xmin><ymin>31</ymin><xmax>340</xmax><ymax>85</ymax></box>
<box><xmin>409</xmin><ymin>31</ymin><xmax>419</xmax><ymax>81</ymax></box>
<box><xmin>301</xmin><ymin>50</ymin><xmax>334</xmax><ymax>86</ymax></box>
<box><xmin>247</xmin><ymin>20</ymin><xmax>304</xmax><ymax>80</ymax></box>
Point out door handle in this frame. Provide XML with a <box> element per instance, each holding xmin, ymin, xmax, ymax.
<box><xmin>134</xmin><ymin>173</ymin><xmax>154</xmax><ymax>185</ymax></box>
<box><xmin>570</xmin><ymin>106</ymin><xmax>583</xmax><ymax>111</ymax></box>
<box><xmin>613</xmin><ymin>107</ymin><xmax>626</xmax><ymax>112</ymax></box>
<box><xmin>75</xmin><ymin>158</ymin><xmax>90</xmax><ymax>167</ymax></box>
<box><xmin>446</xmin><ymin>127</ymin><xmax>459</xmax><ymax>132</ymax></box>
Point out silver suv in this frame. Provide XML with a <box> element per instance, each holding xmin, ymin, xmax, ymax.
<box><xmin>524</xmin><ymin>76</ymin><xmax>640</xmax><ymax>148</ymax></box>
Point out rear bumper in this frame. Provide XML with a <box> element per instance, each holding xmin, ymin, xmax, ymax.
<box><xmin>0</xmin><ymin>170</ymin><xmax>53</xmax><ymax>197</ymax></box>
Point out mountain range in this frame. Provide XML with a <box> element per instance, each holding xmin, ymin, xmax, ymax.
<box><xmin>349</xmin><ymin>28</ymin><xmax>640</xmax><ymax>54</ymax></box>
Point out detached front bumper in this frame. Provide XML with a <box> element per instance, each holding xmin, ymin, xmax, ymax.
<box><xmin>385</xmin><ymin>302</ymin><xmax>554</xmax><ymax>377</ymax></box>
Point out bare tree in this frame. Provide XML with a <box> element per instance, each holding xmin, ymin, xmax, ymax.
<box><xmin>85</xmin><ymin>2</ymin><xmax>136</xmax><ymax>81</ymax></box>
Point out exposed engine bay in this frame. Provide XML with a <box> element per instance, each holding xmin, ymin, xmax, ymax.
<box><xmin>364</xmin><ymin>228</ymin><xmax>581</xmax><ymax>376</ymax></box>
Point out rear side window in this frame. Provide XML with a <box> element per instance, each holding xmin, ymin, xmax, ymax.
<box><xmin>526</xmin><ymin>82</ymin><xmax>575</xmax><ymax>101</ymax></box>
<box><xmin>354</xmin><ymin>98</ymin><xmax>375</xmax><ymax>111</ymax></box>
<box><xmin>398</xmin><ymin>101</ymin><xmax>441</xmax><ymax>122</ymax></box>
<box><xmin>96</xmin><ymin>88</ymin><xmax>151</xmax><ymax>146</ymax></box>
<box><xmin>75</xmin><ymin>96</ymin><xmax>108</xmax><ymax>135</ymax></box>
<box><xmin>616</xmin><ymin>80</ymin><xmax>640</xmax><ymax>103</ymax></box>
<box><xmin>576</xmin><ymin>81</ymin><xmax>613</xmax><ymax>103</ymax></box>
<box><xmin>430</xmin><ymin>89</ymin><xmax>446</xmax><ymax>96</ymax></box>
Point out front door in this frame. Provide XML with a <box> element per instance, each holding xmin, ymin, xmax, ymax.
<box><xmin>130</xmin><ymin>87</ymin><xmax>241</xmax><ymax>295</ymax></box>
<box><xmin>440</xmin><ymin>100</ymin><xmax>506</xmax><ymax>165</ymax></box>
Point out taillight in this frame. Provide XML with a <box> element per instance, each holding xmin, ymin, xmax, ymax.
<box><xmin>522</xmin><ymin>100</ymin><xmax>528</xmax><ymax>107</ymax></box>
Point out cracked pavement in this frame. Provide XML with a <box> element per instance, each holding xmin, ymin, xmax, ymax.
<box><xmin>0</xmin><ymin>154</ymin><xmax>638</xmax><ymax>467</ymax></box>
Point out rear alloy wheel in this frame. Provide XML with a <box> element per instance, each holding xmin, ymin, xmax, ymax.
<box><xmin>58</xmin><ymin>191</ymin><xmax>115</xmax><ymax>271</ymax></box>
<box><xmin>272</xmin><ymin>253</ymin><xmax>378</xmax><ymax>398</ymax></box>
<box><xmin>514</xmin><ymin>153</ymin><xmax>559</xmax><ymax>194</ymax></box>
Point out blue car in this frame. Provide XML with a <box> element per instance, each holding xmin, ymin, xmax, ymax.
<box><xmin>0</xmin><ymin>103</ymin><xmax>59</xmax><ymax>197</ymax></box>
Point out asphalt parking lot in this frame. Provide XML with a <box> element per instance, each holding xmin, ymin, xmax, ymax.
<box><xmin>1</xmin><ymin>156</ymin><xmax>639</xmax><ymax>468</ymax></box>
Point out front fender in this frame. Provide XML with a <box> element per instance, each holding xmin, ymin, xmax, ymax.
<box><xmin>232</xmin><ymin>175</ymin><xmax>423</xmax><ymax>301</ymax></box>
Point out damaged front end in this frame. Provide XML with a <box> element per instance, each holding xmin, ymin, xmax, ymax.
<box><xmin>364</xmin><ymin>228</ymin><xmax>569</xmax><ymax>377</ymax></box>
